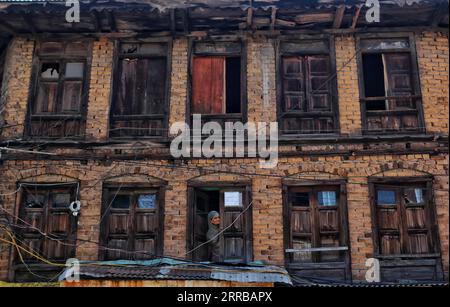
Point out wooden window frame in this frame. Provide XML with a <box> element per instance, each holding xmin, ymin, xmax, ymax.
<box><xmin>10</xmin><ymin>182</ymin><xmax>79</xmax><ymax>281</ymax></box>
<box><xmin>186</xmin><ymin>181</ymin><xmax>253</xmax><ymax>263</ymax></box>
<box><xmin>26</xmin><ymin>40</ymin><xmax>92</xmax><ymax>139</ymax></box>
<box><xmin>109</xmin><ymin>40</ymin><xmax>172</xmax><ymax>140</ymax></box>
<box><xmin>369</xmin><ymin>177</ymin><xmax>441</xmax><ymax>258</ymax></box>
<box><xmin>356</xmin><ymin>33</ymin><xmax>425</xmax><ymax>135</ymax></box>
<box><xmin>187</xmin><ymin>39</ymin><xmax>248</xmax><ymax>129</ymax></box>
<box><xmin>276</xmin><ymin>36</ymin><xmax>340</xmax><ymax>137</ymax></box>
<box><xmin>99</xmin><ymin>183</ymin><xmax>165</xmax><ymax>261</ymax></box>
<box><xmin>282</xmin><ymin>180</ymin><xmax>351</xmax><ymax>281</ymax></box>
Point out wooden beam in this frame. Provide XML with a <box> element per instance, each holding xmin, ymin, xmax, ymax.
<box><xmin>0</xmin><ymin>20</ymin><xmax>16</xmax><ymax>35</ymax></box>
<box><xmin>333</xmin><ymin>5</ymin><xmax>346</xmax><ymax>29</ymax></box>
<box><xmin>170</xmin><ymin>8</ymin><xmax>176</xmax><ymax>37</ymax></box>
<box><xmin>90</xmin><ymin>9</ymin><xmax>102</xmax><ymax>32</ymax></box>
<box><xmin>107</xmin><ymin>10</ymin><xmax>117</xmax><ymax>32</ymax></box>
<box><xmin>351</xmin><ymin>5</ymin><xmax>362</xmax><ymax>29</ymax></box>
<box><xmin>183</xmin><ymin>8</ymin><xmax>190</xmax><ymax>34</ymax></box>
<box><xmin>22</xmin><ymin>14</ymin><xmax>38</xmax><ymax>34</ymax></box>
<box><xmin>246</xmin><ymin>7</ymin><xmax>253</xmax><ymax>29</ymax></box>
<box><xmin>429</xmin><ymin>2</ymin><xmax>448</xmax><ymax>27</ymax></box>
<box><xmin>270</xmin><ymin>7</ymin><xmax>277</xmax><ymax>32</ymax></box>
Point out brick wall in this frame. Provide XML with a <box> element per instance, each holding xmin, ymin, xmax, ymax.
<box><xmin>168</xmin><ymin>38</ymin><xmax>188</xmax><ymax>131</ymax></box>
<box><xmin>85</xmin><ymin>38</ymin><xmax>114</xmax><ymax>140</ymax></box>
<box><xmin>0</xmin><ymin>34</ymin><xmax>448</xmax><ymax>283</ymax></box>
<box><xmin>247</xmin><ymin>37</ymin><xmax>277</xmax><ymax>124</ymax></box>
<box><xmin>335</xmin><ymin>35</ymin><xmax>362</xmax><ymax>136</ymax></box>
<box><xmin>416</xmin><ymin>31</ymin><xmax>449</xmax><ymax>134</ymax></box>
<box><xmin>0</xmin><ymin>37</ymin><xmax>34</xmax><ymax>138</ymax></box>
<box><xmin>0</xmin><ymin>154</ymin><xmax>448</xmax><ymax>280</ymax></box>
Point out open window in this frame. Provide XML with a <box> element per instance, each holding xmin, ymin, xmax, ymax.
<box><xmin>190</xmin><ymin>41</ymin><xmax>245</xmax><ymax>128</ymax></box>
<box><xmin>110</xmin><ymin>43</ymin><xmax>169</xmax><ymax>138</ymax></box>
<box><xmin>27</xmin><ymin>41</ymin><xmax>91</xmax><ymax>138</ymax></box>
<box><xmin>278</xmin><ymin>40</ymin><xmax>338</xmax><ymax>135</ymax></box>
<box><xmin>284</xmin><ymin>183</ymin><xmax>351</xmax><ymax>282</ymax></box>
<box><xmin>188</xmin><ymin>185</ymin><xmax>252</xmax><ymax>263</ymax></box>
<box><xmin>358</xmin><ymin>37</ymin><xmax>424</xmax><ymax>134</ymax></box>
<box><xmin>99</xmin><ymin>185</ymin><xmax>164</xmax><ymax>260</ymax></box>
<box><xmin>14</xmin><ymin>183</ymin><xmax>78</xmax><ymax>282</ymax></box>
<box><xmin>370</xmin><ymin>178</ymin><xmax>443</xmax><ymax>281</ymax></box>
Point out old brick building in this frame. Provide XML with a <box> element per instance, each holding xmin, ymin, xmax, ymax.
<box><xmin>0</xmin><ymin>0</ymin><xmax>448</xmax><ymax>286</ymax></box>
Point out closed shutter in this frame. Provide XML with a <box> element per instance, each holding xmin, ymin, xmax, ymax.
<box><xmin>220</xmin><ymin>189</ymin><xmax>251</xmax><ymax>263</ymax></box>
<box><xmin>192</xmin><ymin>56</ymin><xmax>225</xmax><ymax>114</ymax></box>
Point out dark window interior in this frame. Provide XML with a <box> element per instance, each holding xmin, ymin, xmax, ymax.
<box><xmin>362</xmin><ymin>54</ymin><xmax>386</xmax><ymax>110</ymax></box>
<box><xmin>226</xmin><ymin>57</ymin><xmax>241</xmax><ymax>113</ymax></box>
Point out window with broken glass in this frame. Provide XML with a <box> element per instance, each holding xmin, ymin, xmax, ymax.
<box><xmin>358</xmin><ymin>35</ymin><xmax>424</xmax><ymax>134</ymax></box>
<box><xmin>99</xmin><ymin>186</ymin><xmax>164</xmax><ymax>260</ymax></box>
<box><xmin>278</xmin><ymin>40</ymin><xmax>338</xmax><ymax>135</ymax></box>
<box><xmin>27</xmin><ymin>41</ymin><xmax>91</xmax><ymax>138</ymax></box>
<box><xmin>110</xmin><ymin>43</ymin><xmax>169</xmax><ymax>138</ymax></box>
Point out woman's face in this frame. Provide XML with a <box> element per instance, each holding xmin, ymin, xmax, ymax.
<box><xmin>211</xmin><ymin>215</ymin><xmax>220</xmax><ymax>225</ymax></box>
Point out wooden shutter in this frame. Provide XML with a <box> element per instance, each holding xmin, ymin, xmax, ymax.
<box><xmin>288</xmin><ymin>188</ymin><xmax>314</xmax><ymax>263</ymax></box>
<box><xmin>306</xmin><ymin>55</ymin><xmax>332</xmax><ymax>111</ymax></box>
<box><xmin>282</xmin><ymin>56</ymin><xmax>306</xmax><ymax>112</ymax></box>
<box><xmin>281</xmin><ymin>55</ymin><xmax>334</xmax><ymax>134</ymax></box>
<box><xmin>288</xmin><ymin>186</ymin><xmax>343</xmax><ymax>263</ymax></box>
<box><xmin>402</xmin><ymin>186</ymin><xmax>431</xmax><ymax>254</ymax></box>
<box><xmin>103</xmin><ymin>192</ymin><xmax>133</xmax><ymax>260</ymax></box>
<box><xmin>192</xmin><ymin>56</ymin><xmax>225</xmax><ymax>114</ymax></box>
<box><xmin>134</xmin><ymin>191</ymin><xmax>160</xmax><ymax>260</ymax></box>
<box><xmin>220</xmin><ymin>189</ymin><xmax>250</xmax><ymax>263</ymax></box>
<box><xmin>116</xmin><ymin>59</ymin><xmax>138</xmax><ymax>116</ymax></box>
<box><xmin>375</xmin><ymin>187</ymin><xmax>402</xmax><ymax>255</ymax></box>
<box><xmin>112</xmin><ymin>58</ymin><xmax>166</xmax><ymax>137</ymax></box>
<box><xmin>316</xmin><ymin>188</ymin><xmax>340</xmax><ymax>262</ymax></box>
<box><xmin>383</xmin><ymin>53</ymin><xmax>414</xmax><ymax>108</ymax></box>
<box><xmin>18</xmin><ymin>187</ymin><xmax>77</xmax><ymax>262</ymax></box>
<box><xmin>101</xmin><ymin>189</ymin><xmax>161</xmax><ymax>260</ymax></box>
<box><xmin>382</xmin><ymin>53</ymin><xmax>418</xmax><ymax>130</ymax></box>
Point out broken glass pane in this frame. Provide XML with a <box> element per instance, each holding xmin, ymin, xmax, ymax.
<box><xmin>25</xmin><ymin>194</ymin><xmax>46</xmax><ymax>208</ymax></box>
<box><xmin>41</xmin><ymin>63</ymin><xmax>60</xmax><ymax>79</ymax></box>
<box><xmin>404</xmin><ymin>188</ymin><xmax>425</xmax><ymax>204</ymax></box>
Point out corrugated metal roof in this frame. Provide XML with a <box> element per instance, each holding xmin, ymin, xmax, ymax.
<box><xmin>58</xmin><ymin>258</ymin><xmax>293</xmax><ymax>285</ymax></box>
